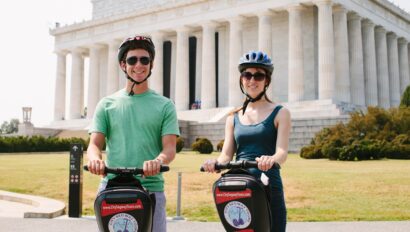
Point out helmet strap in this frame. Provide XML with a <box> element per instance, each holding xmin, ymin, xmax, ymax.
<box><xmin>240</xmin><ymin>85</ymin><xmax>268</xmax><ymax>115</ymax></box>
<box><xmin>123</xmin><ymin>69</ymin><xmax>152</xmax><ymax>96</ymax></box>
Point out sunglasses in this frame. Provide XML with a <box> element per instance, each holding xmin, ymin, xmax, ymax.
<box><xmin>241</xmin><ymin>72</ymin><xmax>267</xmax><ymax>81</ymax></box>
<box><xmin>126</xmin><ymin>56</ymin><xmax>151</xmax><ymax>65</ymax></box>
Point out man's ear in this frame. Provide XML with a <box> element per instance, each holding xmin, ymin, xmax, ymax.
<box><xmin>120</xmin><ymin>61</ymin><xmax>126</xmax><ymax>72</ymax></box>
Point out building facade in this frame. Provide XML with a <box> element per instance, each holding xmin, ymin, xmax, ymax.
<box><xmin>50</xmin><ymin>0</ymin><xmax>410</xmax><ymax>125</ymax></box>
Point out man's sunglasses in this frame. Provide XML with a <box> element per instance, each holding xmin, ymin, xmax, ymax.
<box><xmin>241</xmin><ymin>72</ymin><xmax>266</xmax><ymax>81</ymax></box>
<box><xmin>126</xmin><ymin>56</ymin><xmax>151</xmax><ymax>65</ymax></box>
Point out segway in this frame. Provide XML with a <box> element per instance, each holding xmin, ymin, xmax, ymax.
<box><xmin>201</xmin><ymin>160</ymin><xmax>280</xmax><ymax>232</ymax></box>
<box><xmin>84</xmin><ymin>165</ymin><xmax>169</xmax><ymax>232</ymax></box>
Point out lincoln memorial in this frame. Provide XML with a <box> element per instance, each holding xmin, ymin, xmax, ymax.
<box><xmin>49</xmin><ymin>0</ymin><xmax>410</xmax><ymax>151</ymax></box>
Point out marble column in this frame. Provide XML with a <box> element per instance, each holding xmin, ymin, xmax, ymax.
<box><xmin>348</xmin><ymin>13</ymin><xmax>365</xmax><ymax>106</ymax></box>
<box><xmin>315</xmin><ymin>0</ymin><xmax>336</xmax><ymax>101</ymax></box>
<box><xmin>69</xmin><ymin>49</ymin><xmax>85</xmax><ymax>119</ymax></box>
<box><xmin>106</xmin><ymin>40</ymin><xmax>120</xmax><ymax>95</ymax></box>
<box><xmin>195</xmin><ymin>33</ymin><xmax>203</xmax><ymax>101</ymax></box>
<box><xmin>287</xmin><ymin>5</ymin><xmax>305</xmax><ymax>102</ymax></box>
<box><xmin>398</xmin><ymin>38</ymin><xmax>410</xmax><ymax>94</ymax></box>
<box><xmin>333</xmin><ymin>5</ymin><xmax>350</xmax><ymax>103</ymax></box>
<box><xmin>53</xmin><ymin>51</ymin><xmax>67</xmax><ymax>121</ymax></box>
<box><xmin>201</xmin><ymin>22</ymin><xmax>217</xmax><ymax>109</ymax></box>
<box><xmin>375</xmin><ymin>27</ymin><xmax>390</xmax><ymax>108</ymax></box>
<box><xmin>228</xmin><ymin>16</ymin><xmax>244</xmax><ymax>107</ymax></box>
<box><xmin>387</xmin><ymin>32</ymin><xmax>401</xmax><ymax>107</ymax></box>
<box><xmin>87</xmin><ymin>45</ymin><xmax>102</xmax><ymax>119</ymax></box>
<box><xmin>151</xmin><ymin>32</ymin><xmax>164</xmax><ymax>95</ymax></box>
<box><xmin>175</xmin><ymin>27</ymin><xmax>190</xmax><ymax>110</ymax></box>
<box><xmin>258</xmin><ymin>11</ymin><xmax>274</xmax><ymax>100</ymax></box>
<box><xmin>361</xmin><ymin>19</ymin><xmax>378</xmax><ymax>106</ymax></box>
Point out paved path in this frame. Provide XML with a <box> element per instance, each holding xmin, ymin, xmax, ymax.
<box><xmin>1</xmin><ymin>216</ymin><xmax>410</xmax><ymax>232</ymax></box>
<box><xmin>1</xmin><ymin>190</ymin><xmax>410</xmax><ymax>232</ymax></box>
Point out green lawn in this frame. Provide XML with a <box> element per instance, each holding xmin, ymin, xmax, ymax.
<box><xmin>0</xmin><ymin>151</ymin><xmax>409</xmax><ymax>221</ymax></box>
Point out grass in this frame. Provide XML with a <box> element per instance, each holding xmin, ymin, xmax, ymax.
<box><xmin>0</xmin><ymin>151</ymin><xmax>409</xmax><ymax>221</ymax></box>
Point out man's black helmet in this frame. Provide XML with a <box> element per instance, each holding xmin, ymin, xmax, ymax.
<box><xmin>238</xmin><ymin>51</ymin><xmax>273</xmax><ymax>75</ymax></box>
<box><xmin>117</xmin><ymin>35</ymin><xmax>155</xmax><ymax>63</ymax></box>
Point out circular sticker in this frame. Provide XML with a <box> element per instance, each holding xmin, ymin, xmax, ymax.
<box><xmin>108</xmin><ymin>213</ymin><xmax>138</xmax><ymax>232</ymax></box>
<box><xmin>223</xmin><ymin>201</ymin><xmax>251</xmax><ymax>229</ymax></box>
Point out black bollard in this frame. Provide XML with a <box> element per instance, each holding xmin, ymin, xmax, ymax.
<box><xmin>68</xmin><ymin>143</ymin><xmax>83</xmax><ymax>217</ymax></box>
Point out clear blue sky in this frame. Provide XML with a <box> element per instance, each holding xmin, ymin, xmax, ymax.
<box><xmin>0</xmin><ymin>0</ymin><xmax>409</xmax><ymax>126</ymax></box>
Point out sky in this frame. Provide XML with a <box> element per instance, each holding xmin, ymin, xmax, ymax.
<box><xmin>0</xmin><ymin>0</ymin><xmax>409</xmax><ymax>127</ymax></box>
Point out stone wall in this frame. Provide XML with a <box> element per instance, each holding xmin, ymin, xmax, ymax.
<box><xmin>179</xmin><ymin>115</ymin><xmax>350</xmax><ymax>154</ymax></box>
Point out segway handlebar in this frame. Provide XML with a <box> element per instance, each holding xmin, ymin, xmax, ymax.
<box><xmin>84</xmin><ymin>165</ymin><xmax>169</xmax><ymax>175</ymax></box>
<box><xmin>200</xmin><ymin>160</ymin><xmax>280</xmax><ymax>172</ymax></box>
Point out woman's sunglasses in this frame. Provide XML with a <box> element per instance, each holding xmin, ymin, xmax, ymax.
<box><xmin>126</xmin><ymin>56</ymin><xmax>151</xmax><ymax>65</ymax></box>
<box><xmin>241</xmin><ymin>72</ymin><xmax>266</xmax><ymax>81</ymax></box>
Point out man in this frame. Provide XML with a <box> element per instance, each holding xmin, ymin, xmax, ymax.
<box><xmin>87</xmin><ymin>35</ymin><xmax>180</xmax><ymax>232</ymax></box>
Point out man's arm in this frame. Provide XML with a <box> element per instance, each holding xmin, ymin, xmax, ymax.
<box><xmin>87</xmin><ymin>132</ymin><xmax>106</xmax><ymax>176</ymax></box>
<box><xmin>143</xmin><ymin>134</ymin><xmax>177</xmax><ymax>176</ymax></box>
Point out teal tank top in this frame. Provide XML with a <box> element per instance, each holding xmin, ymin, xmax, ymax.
<box><xmin>233</xmin><ymin>105</ymin><xmax>283</xmax><ymax>190</ymax></box>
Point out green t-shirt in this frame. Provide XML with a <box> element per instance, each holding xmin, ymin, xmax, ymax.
<box><xmin>89</xmin><ymin>89</ymin><xmax>180</xmax><ymax>191</ymax></box>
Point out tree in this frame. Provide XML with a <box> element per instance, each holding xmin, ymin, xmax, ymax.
<box><xmin>9</xmin><ymin>119</ymin><xmax>19</xmax><ymax>133</ymax></box>
<box><xmin>0</xmin><ymin>118</ymin><xmax>19</xmax><ymax>134</ymax></box>
<box><xmin>400</xmin><ymin>85</ymin><xmax>410</xmax><ymax>107</ymax></box>
<box><xmin>0</xmin><ymin>121</ymin><xmax>8</xmax><ymax>134</ymax></box>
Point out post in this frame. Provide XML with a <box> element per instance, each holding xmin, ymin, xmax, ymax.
<box><xmin>68</xmin><ymin>143</ymin><xmax>83</xmax><ymax>217</ymax></box>
<box><xmin>173</xmin><ymin>172</ymin><xmax>185</xmax><ymax>220</ymax></box>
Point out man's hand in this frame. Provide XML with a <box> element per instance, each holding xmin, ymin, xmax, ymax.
<box><xmin>143</xmin><ymin>159</ymin><xmax>162</xmax><ymax>177</ymax></box>
<box><xmin>87</xmin><ymin>159</ymin><xmax>106</xmax><ymax>176</ymax></box>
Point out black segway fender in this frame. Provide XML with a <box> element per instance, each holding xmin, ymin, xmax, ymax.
<box><xmin>95</xmin><ymin>187</ymin><xmax>153</xmax><ymax>232</ymax></box>
<box><xmin>84</xmin><ymin>165</ymin><xmax>169</xmax><ymax>232</ymax></box>
<box><xmin>213</xmin><ymin>170</ymin><xmax>271</xmax><ymax>232</ymax></box>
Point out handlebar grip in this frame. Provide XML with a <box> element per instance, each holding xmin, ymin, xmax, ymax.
<box><xmin>159</xmin><ymin>165</ymin><xmax>170</xmax><ymax>172</ymax></box>
<box><xmin>200</xmin><ymin>160</ymin><xmax>280</xmax><ymax>172</ymax></box>
<box><xmin>83</xmin><ymin>165</ymin><xmax>170</xmax><ymax>174</ymax></box>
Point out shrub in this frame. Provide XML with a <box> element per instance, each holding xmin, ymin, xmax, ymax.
<box><xmin>300</xmin><ymin>145</ymin><xmax>323</xmax><ymax>159</ymax></box>
<box><xmin>299</xmin><ymin>106</ymin><xmax>410</xmax><ymax>161</ymax></box>
<box><xmin>192</xmin><ymin>137</ymin><xmax>214</xmax><ymax>154</ymax></box>
<box><xmin>400</xmin><ymin>85</ymin><xmax>410</xmax><ymax>107</ymax></box>
<box><xmin>0</xmin><ymin>135</ymin><xmax>88</xmax><ymax>153</ymax></box>
<box><xmin>216</xmin><ymin>139</ymin><xmax>224</xmax><ymax>152</ymax></box>
<box><xmin>321</xmin><ymin>142</ymin><xmax>339</xmax><ymax>160</ymax></box>
<box><xmin>176</xmin><ymin>137</ymin><xmax>184</xmax><ymax>153</ymax></box>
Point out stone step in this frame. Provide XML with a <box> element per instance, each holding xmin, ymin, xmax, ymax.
<box><xmin>290</xmin><ymin>109</ymin><xmax>342</xmax><ymax>119</ymax></box>
<box><xmin>182</xmin><ymin>115</ymin><xmax>350</xmax><ymax>153</ymax></box>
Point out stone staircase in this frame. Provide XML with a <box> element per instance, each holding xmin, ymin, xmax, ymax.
<box><xmin>179</xmin><ymin>99</ymin><xmax>358</xmax><ymax>153</ymax></box>
<box><xmin>180</xmin><ymin>115</ymin><xmax>350</xmax><ymax>154</ymax></box>
<box><xmin>289</xmin><ymin>116</ymin><xmax>350</xmax><ymax>153</ymax></box>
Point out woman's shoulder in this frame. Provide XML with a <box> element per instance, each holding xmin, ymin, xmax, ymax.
<box><xmin>274</xmin><ymin>105</ymin><xmax>291</xmax><ymax>122</ymax></box>
<box><xmin>268</xmin><ymin>103</ymin><xmax>290</xmax><ymax>121</ymax></box>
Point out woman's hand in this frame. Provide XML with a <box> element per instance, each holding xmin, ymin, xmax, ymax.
<box><xmin>201</xmin><ymin>159</ymin><xmax>218</xmax><ymax>173</ymax></box>
<box><xmin>255</xmin><ymin>155</ymin><xmax>276</xmax><ymax>171</ymax></box>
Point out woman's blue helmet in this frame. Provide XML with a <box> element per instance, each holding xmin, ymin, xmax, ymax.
<box><xmin>238</xmin><ymin>51</ymin><xmax>274</xmax><ymax>75</ymax></box>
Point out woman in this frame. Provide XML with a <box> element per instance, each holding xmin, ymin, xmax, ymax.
<box><xmin>202</xmin><ymin>50</ymin><xmax>291</xmax><ymax>232</ymax></box>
